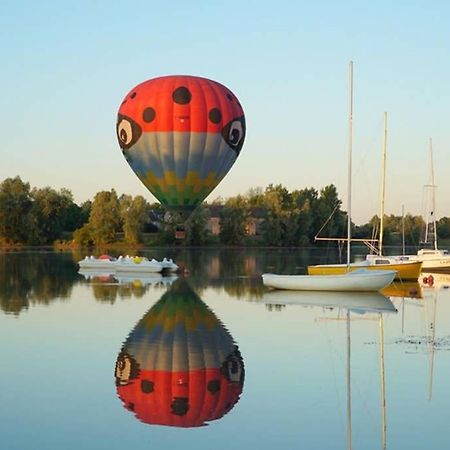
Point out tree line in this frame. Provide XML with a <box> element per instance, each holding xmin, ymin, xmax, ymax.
<box><xmin>1</xmin><ymin>175</ymin><xmax>450</xmax><ymax>247</ymax></box>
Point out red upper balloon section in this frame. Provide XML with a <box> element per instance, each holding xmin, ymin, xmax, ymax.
<box><xmin>117</xmin><ymin>75</ymin><xmax>245</xmax><ymax>134</ymax></box>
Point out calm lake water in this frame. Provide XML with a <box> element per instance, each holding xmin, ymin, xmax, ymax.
<box><xmin>1</xmin><ymin>248</ymin><xmax>449</xmax><ymax>450</ymax></box>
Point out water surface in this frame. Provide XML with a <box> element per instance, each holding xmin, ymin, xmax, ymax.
<box><xmin>1</xmin><ymin>249</ymin><xmax>449</xmax><ymax>449</ymax></box>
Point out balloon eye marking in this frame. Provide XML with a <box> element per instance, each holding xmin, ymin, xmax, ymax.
<box><xmin>209</xmin><ymin>108</ymin><xmax>222</xmax><ymax>124</ymax></box>
<box><xmin>226</xmin><ymin>93</ymin><xmax>233</xmax><ymax>101</ymax></box>
<box><xmin>143</xmin><ymin>107</ymin><xmax>156</xmax><ymax>123</ymax></box>
<box><xmin>229</xmin><ymin>120</ymin><xmax>243</xmax><ymax>146</ymax></box>
<box><xmin>118</xmin><ymin>119</ymin><xmax>133</xmax><ymax>145</ymax></box>
<box><xmin>116</xmin><ymin>115</ymin><xmax>142</xmax><ymax>150</ymax></box>
<box><xmin>172</xmin><ymin>86</ymin><xmax>191</xmax><ymax>104</ymax></box>
<box><xmin>130</xmin><ymin>92</ymin><xmax>137</xmax><ymax>99</ymax></box>
<box><xmin>221</xmin><ymin>116</ymin><xmax>245</xmax><ymax>156</ymax></box>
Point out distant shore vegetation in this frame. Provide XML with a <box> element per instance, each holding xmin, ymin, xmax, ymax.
<box><xmin>1</xmin><ymin>176</ymin><xmax>450</xmax><ymax>248</ymax></box>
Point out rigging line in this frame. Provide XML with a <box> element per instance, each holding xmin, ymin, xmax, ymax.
<box><xmin>314</xmin><ymin>203</ymin><xmax>341</xmax><ymax>239</ymax></box>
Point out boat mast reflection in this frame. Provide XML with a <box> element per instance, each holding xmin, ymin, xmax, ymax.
<box><xmin>114</xmin><ymin>279</ymin><xmax>245</xmax><ymax>427</ymax></box>
<box><xmin>263</xmin><ymin>290</ymin><xmax>397</xmax><ymax>449</ymax></box>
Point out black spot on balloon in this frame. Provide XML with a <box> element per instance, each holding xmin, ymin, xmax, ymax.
<box><xmin>141</xmin><ymin>380</ymin><xmax>154</xmax><ymax>393</ymax></box>
<box><xmin>209</xmin><ymin>108</ymin><xmax>222</xmax><ymax>124</ymax></box>
<box><xmin>130</xmin><ymin>92</ymin><xmax>137</xmax><ymax>99</ymax></box>
<box><xmin>171</xmin><ymin>397</ymin><xmax>189</xmax><ymax>416</ymax></box>
<box><xmin>207</xmin><ymin>379</ymin><xmax>221</xmax><ymax>394</ymax></box>
<box><xmin>172</xmin><ymin>86</ymin><xmax>191</xmax><ymax>104</ymax></box>
<box><xmin>143</xmin><ymin>107</ymin><xmax>156</xmax><ymax>123</ymax></box>
<box><xmin>227</xmin><ymin>93</ymin><xmax>233</xmax><ymax>101</ymax></box>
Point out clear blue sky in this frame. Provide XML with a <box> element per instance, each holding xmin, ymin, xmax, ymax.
<box><xmin>1</xmin><ymin>0</ymin><xmax>450</xmax><ymax>224</ymax></box>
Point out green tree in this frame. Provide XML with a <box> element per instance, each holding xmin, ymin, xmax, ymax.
<box><xmin>86</xmin><ymin>190</ymin><xmax>121</xmax><ymax>245</ymax></box>
<box><xmin>72</xmin><ymin>224</ymin><xmax>93</xmax><ymax>246</ymax></box>
<box><xmin>263</xmin><ymin>184</ymin><xmax>292</xmax><ymax>213</ymax></box>
<box><xmin>62</xmin><ymin>199</ymin><xmax>91</xmax><ymax>232</ymax></box>
<box><xmin>119</xmin><ymin>195</ymin><xmax>150</xmax><ymax>244</ymax></box>
<box><xmin>28</xmin><ymin>187</ymin><xmax>75</xmax><ymax>244</ymax></box>
<box><xmin>185</xmin><ymin>205</ymin><xmax>211</xmax><ymax>245</ymax></box>
<box><xmin>0</xmin><ymin>176</ymin><xmax>33</xmax><ymax>243</ymax></box>
<box><xmin>437</xmin><ymin>217</ymin><xmax>450</xmax><ymax>239</ymax></box>
<box><xmin>245</xmin><ymin>187</ymin><xmax>265</xmax><ymax>207</ymax></box>
<box><xmin>260</xmin><ymin>211</ymin><xmax>283</xmax><ymax>246</ymax></box>
<box><xmin>314</xmin><ymin>184</ymin><xmax>345</xmax><ymax>240</ymax></box>
<box><xmin>219</xmin><ymin>200</ymin><xmax>249</xmax><ymax>245</ymax></box>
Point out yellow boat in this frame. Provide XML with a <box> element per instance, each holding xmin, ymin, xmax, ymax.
<box><xmin>307</xmin><ymin>259</ymin><xmax>422</xmax><ymax>281</ymax></box>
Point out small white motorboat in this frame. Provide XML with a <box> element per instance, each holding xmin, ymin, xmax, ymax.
<box><xmin>78</xmin><ymin>254</ymin><xmax>119</xmax><ymax>270</ymax></box>
<box><xmin>115</xmin><ymin>256</ymin><xmax>163</xmax><ymax>273</ymax></box>
<box><xmin>160</xmin><ymin>257</ymin><xmax>179</xmax><ymax>272</ymax></box>
<box><xmin>78</xmin><ymin>254</ymin><xmax>179</xmax><ymax>275</ymax></box>
<box><xmin>262</xmin><ymin>269</ymin><xmax>397</xmax><ymax>292</ymax></box>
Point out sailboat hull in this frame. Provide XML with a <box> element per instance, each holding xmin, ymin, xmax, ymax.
<box><xmin>262</xmin><ymin>269</ymin><xmax>396</xmax><ymax>292</ymax></box>
<box><xmin>307</xmin><ymin>262</ymin><xmax>421</xmax><ymax>281</ymax></box>
<box><xmin>408</xmin><ymin>251</ymin><xmax>450</xmax><ymax>271</ymax></box>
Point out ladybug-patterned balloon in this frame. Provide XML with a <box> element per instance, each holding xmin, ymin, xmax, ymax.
<box><xmin>116</xmin><ymin>75</ymin><xmax>246</xmax><ymax>215</ymax></box>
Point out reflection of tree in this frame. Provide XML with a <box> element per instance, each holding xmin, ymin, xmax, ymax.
<box><xmin>1</xmin><ymin>248</ymin><xmax>345</xmax><ymax>313</ymax></box>
<box><xmin>89</xmin><ymin>279</ymin><xmax>155</xmax><ymax>303</ymax></box>
<box><xmin>91</xmin><ymin>283</ymin><xmax>119</xmax><ymax>304</ymax></box>
<box><xmin>0</xmin><ymin>251</ymin><xmax>79</xmax><ymax>315</ymax></box>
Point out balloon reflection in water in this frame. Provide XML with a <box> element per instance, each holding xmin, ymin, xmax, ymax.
<box><xmin>115</xmin><ymin>279</ymin><xmax>245</xmax><ymax>427</ymax></box>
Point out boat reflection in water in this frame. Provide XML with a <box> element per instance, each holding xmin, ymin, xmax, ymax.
<box><xmin>264</xmin><ymin>289</ymin><xmax>396</xmax><ymax>450</ymax></box>
<box><xmin>114</xmin><ymin>279</ymin><xmax>245</xmax><ymax>427</ymax></box>
<box><xmin>380</xmin><ymin>281</ymin><xmax>422</xmax><ymax>300</ymax></box>
<box><xmin>263</xmin><ymin>289</ymin><xmax>397</xmax><ymax>314</ymax></box>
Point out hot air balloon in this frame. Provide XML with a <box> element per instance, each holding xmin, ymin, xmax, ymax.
<box><xmin>116</xmin><ymin>75</ymin><xmax>246</xmax><ymax>222</ymax></box>
<box><xmin>114</xmin><ymin>279</ymin><xmax>245</xmax><ymax>427</ymax></box>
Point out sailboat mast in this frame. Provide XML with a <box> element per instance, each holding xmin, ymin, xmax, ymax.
<box><xmin>379</xmin><ymin>112</ymin><xmax>387</xmax><ymax>256</ymax></box>
<box><xmin>347</xmin><ymin>61</ymin><xmax>353</xmax><ymax>268</ymax></box>
<box><xmin>429</xmin><ymin>138</ymin><xmax>438</xmax><ymax>251</ymax></box>
<box><xmin>402</xmin><ymin>204</ymin><xmax>405</xmax><ymax>256</ymax></box>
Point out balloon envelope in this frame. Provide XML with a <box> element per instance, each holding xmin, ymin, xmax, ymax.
<box><xmin>115</xmin><ymin>279</ymin><xmax>245</xmax><ymax>427</ymax></box>
<box><xmin>116</xmin><ymin>75</ymin><xmax>246</xmax><ymax>216</ymax></box>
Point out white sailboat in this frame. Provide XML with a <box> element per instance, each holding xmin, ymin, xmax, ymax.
<box><xmin>262</xmin><ymin>61</ymin><xmax>396</xmax><ymax>292</ymax></box>
<box><xmin>364</xmin><ymin>112</ymin><xmax>422</xmax><ymax>279</ymax></box>
<box><xmin>308</xmin><ymin>112</ymin><xmax>422</xmax><ymax>281</ymax></box>
<box><xmin>407</xmin><ymin>139</ymin><xmax>450</xmax><ymax>271</ymax></box>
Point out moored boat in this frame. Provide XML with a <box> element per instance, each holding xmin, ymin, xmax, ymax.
<box><xmin>387</xmin><ymin>140</ymin><xmax>450</xmax><ymax>272</ymax></box>
<box><xmin>307</xmin><ymin>258</ymin><xmax>422</xmax><ymax>281</ymax></box>
<box><xmin>160</xmin><ymin>257</ymin><xmax>179</xmax><ymax>272</ymax></box>
<box><xmin>262</xmin><ymin>269</ymin><xmax>396</xmax><ymax>292</ymax></box>
<box><xmin>115</xmin><ymin>256</ymin><xmax>163</xmax><ymax>273</ymax></box>
<box><xmin>78</xmin><ymin>254</ymin><xmax>119</xmax><ymax>270</ymax></box>
<box><xmin>78</xmin><ymin>255</ymin><xmax>179</xmax><ymax>274</ymax></box>
<box><xmin>261</xmin><ymin>62</ymin><xmax>397</xmax><ymax>293</ymax></box>
<box><xmin>407</xmin><ymin>249</ymin><xmax>450</xmax><ymax>271</ymax></box>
